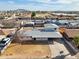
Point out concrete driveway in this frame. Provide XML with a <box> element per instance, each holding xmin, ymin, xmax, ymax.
<box><xmin>49</xmin><ymin>39</ymin><xmax>77</xmax><ymax>59</ymax></box>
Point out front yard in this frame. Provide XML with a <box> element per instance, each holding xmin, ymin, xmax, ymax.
<box><xmin>1</xmin><ymin>42</ymin><xmax>51</xmax><ymax>58</ymax></box>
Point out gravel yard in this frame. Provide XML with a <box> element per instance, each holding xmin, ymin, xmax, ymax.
<box><xmin>2</xmin><ymin>42</ymin><xmax>51</xmax><ymax>58</ymax></box>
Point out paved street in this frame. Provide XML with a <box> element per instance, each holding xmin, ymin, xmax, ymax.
<box><xmin>49</xmin><ymin>39</ymin><xmax>77</xmax><ymax>59</ymax></box>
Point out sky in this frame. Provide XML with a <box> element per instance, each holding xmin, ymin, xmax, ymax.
<box><xmin>0</xmin><ymin>0</ymin><xmax>79</xmax><ymax>11</ymax></box>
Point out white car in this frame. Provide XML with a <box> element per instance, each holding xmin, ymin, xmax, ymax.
<box><xmin>0</xmin><ymin>38</ymin><xmax>11</xmax><ymax>46</ymax></box>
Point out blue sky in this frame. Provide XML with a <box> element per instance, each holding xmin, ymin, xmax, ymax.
<box><xmin>0</xmin><ymin>0</ymin><xmax>79</xmax><ymax>11</ymax></box>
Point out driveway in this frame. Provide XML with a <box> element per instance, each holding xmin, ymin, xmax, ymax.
<box><xmin>48</xmin><ymin>39</ymin><xmax>77</xmax><ymax>59</ymax></box>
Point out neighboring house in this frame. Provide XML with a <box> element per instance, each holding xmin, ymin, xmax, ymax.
<box><xmin>63</xmin><ymin>29</ymin><xmax>79</xmax><ymax>40</ymax></box>
<box><xmin>17</xmin><ymin>24</ymin><xmax>62</xmax><ymax>42</ymax></box>
<box><xmin>21</xmin><ymin>21</ymin><xmax>34</xmax><ymax>27</ymax></box>
<box><xmin>68</xmin><ymin>22</ymin><xmax>79</xmax><ymax>28</ymax></box>
<box><xmin>52</xmin><ymin>20</ymin><xmax>69</xmax><ymax>28</ymax></box>
<box><xmin>34</xmin><ymin>20</ymin><xmax>44</xmax><ymax>27</ymax></box>
<box><xmin>44</xmin><ymin>24</ymin><xmax>59</xmax><ymax>31</ymax></box>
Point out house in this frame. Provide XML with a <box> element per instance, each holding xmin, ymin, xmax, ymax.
<box><xmin>63</xmin><ymin>29</ymin><xmax>79</xmax><ymax>40</ymax></box>
<box><xmin>68</xmin><ymin>22</ymin><xmax>79</xmax><ymax>28</ymax></box>
<box><xmin>52</xmin><ymin>20</ymin><xmax>69</xmax><ymax>28</ymax></box>
<box><xmin>17</xmin><ymin>24</ymin><xmax>62</xmax><ymax>42</ymax></box>
<box><xmin>34</xmin><ymin>20</ymin><xmax>44</xmax><ymax>27</ymax></box>
<box><xmin>21</xmin><ymin>21</ymin><xmax>34</xmax><ymax>27</ymax></box>
<box><xmin>44</xmin><ymin>23</ymin><xmax>59</xmax><ymax>31</ymax></box>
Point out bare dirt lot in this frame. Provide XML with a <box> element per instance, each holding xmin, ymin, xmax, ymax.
<box><xmin>1</xmin><ymin>42</ymin><xmax>50</xmax><ymax>58</ymax></box>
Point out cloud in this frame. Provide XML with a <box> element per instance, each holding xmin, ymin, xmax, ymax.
<box><xmin>0</xmin><ymin>0</ymin><xmax>79</xmax><ymax>11</ymax></box>
<box><xmin>57</xmin><ymin>0</ymin><xmax>79</xmax><ymax>4</ymax></box>
<box><xmin>34</xmin><ymin>0</ymin><xmax>51</xmax><ymax>3</ymax></box>
<box><xmin>7</xmin><ymin>1</ymin><xmax>15</xmax><ymax>4</ymax></box>
<box><xmin>70</xmin><ymin>3</ymin><xmax>79</xmax><ymax>11</ymax></box>
<box><xmin>29</xmin><ymin>0</ymin><xmax>79</xmax><ymax>4</ymax></box>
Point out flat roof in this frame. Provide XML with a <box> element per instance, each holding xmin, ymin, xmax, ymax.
<box><xmin>19</xmin><ymin>30</ymin><xmax>62</xmax><ymax>38</ymax></box>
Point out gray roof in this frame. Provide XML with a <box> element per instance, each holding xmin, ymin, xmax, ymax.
<box><xmin>58</xmin><ymin>20</ymin><xmax>68</xmax><ymax>24</ymax></box>
<box><xmin>19</xmin><ymin>30</ymin><xmax>62</xmax><ymax>38</ymax></box>
<box><xmin>44</xmin><ymin>24</ymin><xmax>59</xmax><ymax>29</ymax></box>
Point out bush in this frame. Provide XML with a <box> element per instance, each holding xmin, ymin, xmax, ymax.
<box><xmin>73</xmin><ymin>35</ymin><xmax>79</xmax><ymax>47</ymax></box>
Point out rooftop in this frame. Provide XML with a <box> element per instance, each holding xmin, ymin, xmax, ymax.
<box><xmin>19</xmin><ymin>28</ymin><xmax>62</xmax><ymax>38</ymax></box>
<box><xmin>44</xmin><ymin>24</ymin><xmax>59</xmax><ymax>29</ymax></box>
<box><xmin>64</xmin><ymin>29</ymin><xmax>79</xmax><ymax>38</ymax></box>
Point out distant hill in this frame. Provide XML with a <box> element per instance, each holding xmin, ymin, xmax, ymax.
<box><xmin>13</xmin><ymin>9</ymin><xmax>28</xmax><ymax>13</ymax></box>
<box><xmin>0</xmin><ymin>9</ymin><xmax>79</xmax><ymax>14</ymax></box>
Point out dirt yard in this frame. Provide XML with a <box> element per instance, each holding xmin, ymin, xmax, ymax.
<box><xmin>2</xmin><ymin>43</ymin><xmax>50</xmax><ymax>58</ymax></box>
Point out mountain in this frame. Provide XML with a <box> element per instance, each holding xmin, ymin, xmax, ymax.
<box><xmin>14</xmin><ymin>9</ymin><xmax>27</xmax><ymax>12</ymax></box>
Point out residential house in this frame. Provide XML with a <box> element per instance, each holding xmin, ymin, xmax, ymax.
<box><xmin>17</xmin><ymin>24</ymin><xmax>62</xmax><ymax>42</ymax></box>
<box><xmin>63</xmin><ymin>29</ymin><xmax>79</xmax><ymax>40</ymax></box>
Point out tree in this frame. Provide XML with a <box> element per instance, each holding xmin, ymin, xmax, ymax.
<box><xmin>73</xmin><ymin>35</ymin><xmax>79</xmax><ymax>47</ymax></box>
<box><xmin>31</xmin><ymin>12</ymin><xmax>36</xmax><ymax>19</ymax></box>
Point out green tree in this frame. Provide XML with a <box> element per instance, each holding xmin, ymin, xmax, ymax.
<box><xmin>31</xmin><ymin>12</ymin><xmax>36</xmax><ymax>18</ymax></box>
<box><xmin>73</xmin><ymin>35</ymin><xmax>79</xmax><ymax>47</ymax></box>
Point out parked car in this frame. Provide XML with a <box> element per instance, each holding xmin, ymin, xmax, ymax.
<box><xmin>0</xmin><ymin>38</ymin><xmax>11</xmax><ymax>46</ymax></box>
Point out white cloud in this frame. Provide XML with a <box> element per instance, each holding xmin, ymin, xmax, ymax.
<box><xmin>36</xmin><ymin>0</ymin><xmax>51</xmax><ymax>3</ymax></box>
<box><xmin>30</xmin><ymin>0</ymin><xmax>79</xmax><ymax>4</ymax></box>
<box><xmin>57</xmin><ymin>0</ymin><xmax>79</xmax><ymax>4</ymax></box>
<box><xmin>71</xmin><ymin>3</ymin><xmax>79</xmax><ymax>11</ymax></box>
<box><xmin>7</xmin><ymin>1</ymin><xmax>15</xmax><ymax>4</ymax></box>
<box><xmin>0</xmin><ymin>0</ymin><xmax>79</xmax><ymax>11</ymax></box>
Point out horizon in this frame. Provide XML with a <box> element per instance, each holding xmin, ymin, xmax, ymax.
<box><xmin>0</xmin><ymin>0</ymin><xmax>79</xmax><ymax>11</ymax></box>
<box><xmin>1</xmin><ymin>9</ymin><xmax>79</xmax><ymax>12</ymax></box>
